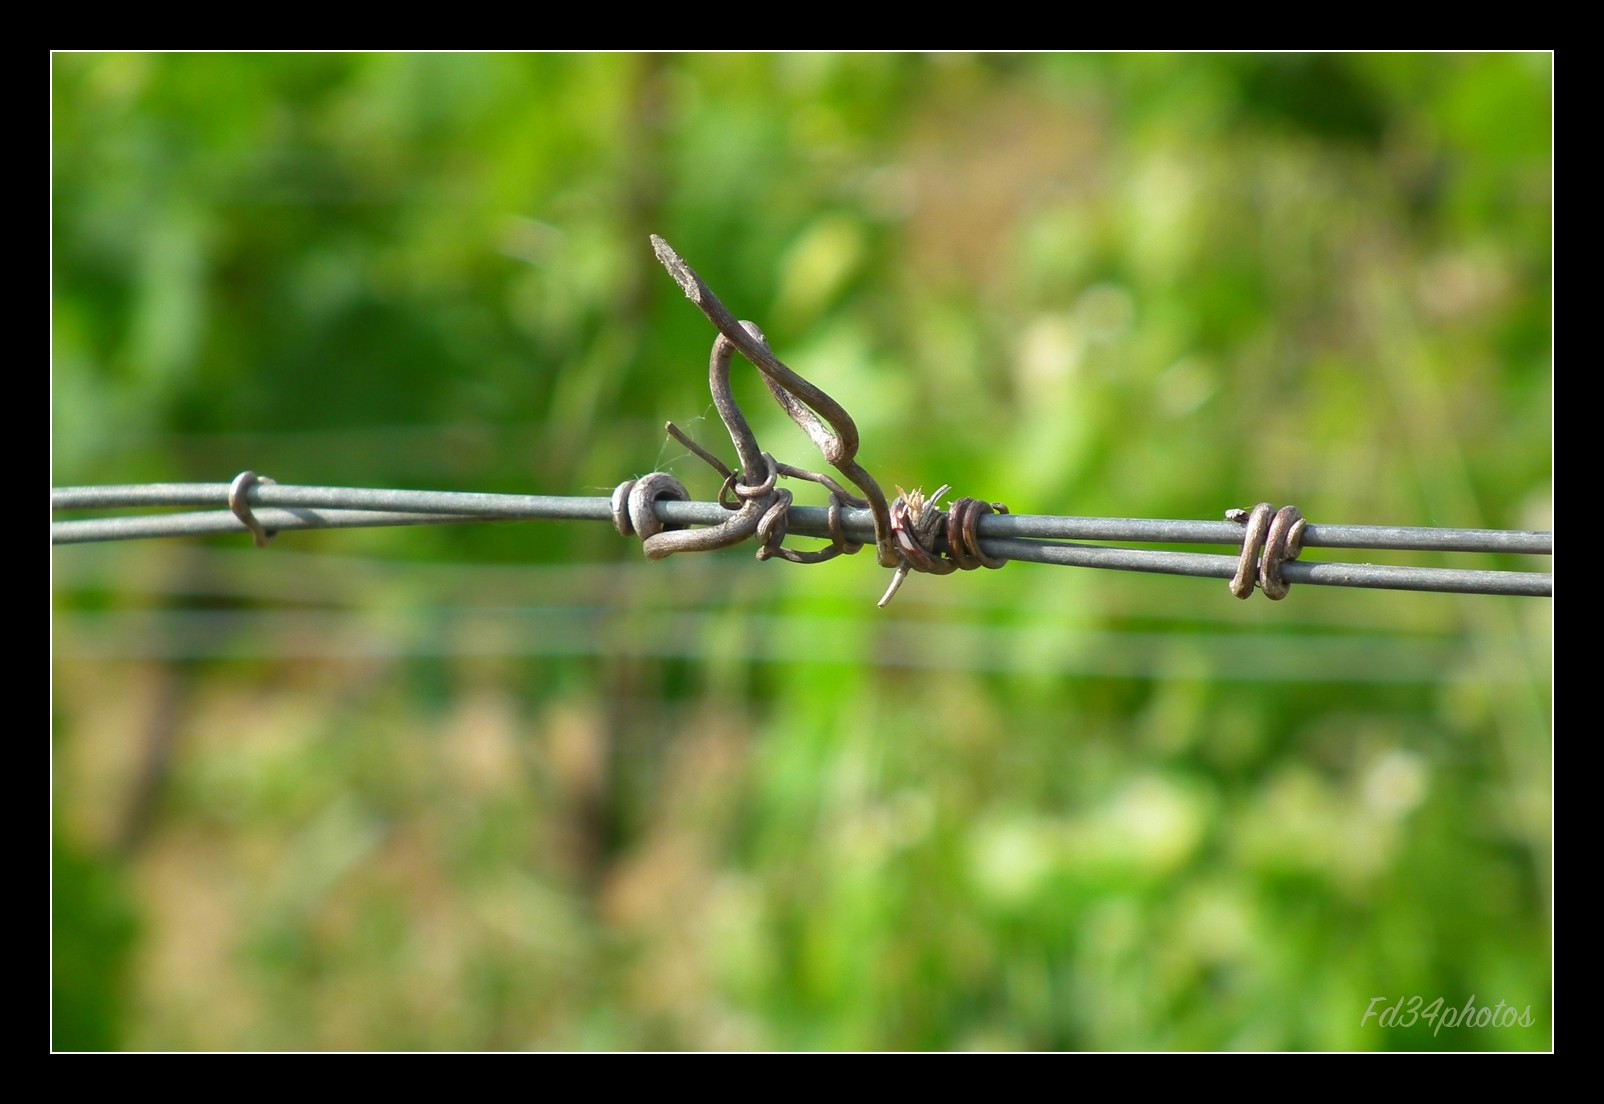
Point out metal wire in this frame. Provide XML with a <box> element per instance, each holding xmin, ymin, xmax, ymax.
<box><xmin>51</xmin><ymin>482</ymin><xmax>1553</xmax><ymax>599</ymax></box>
<box><xmin>51</xmin><ymin>484</ymin><xmax>1553</xmax><ymax>554</ymax></box>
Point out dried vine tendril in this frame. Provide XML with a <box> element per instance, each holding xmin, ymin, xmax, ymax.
<box><xmin>612</xmin><ymin>236</ymin><xmax>1007</xmax><ymax>607</ymax></box>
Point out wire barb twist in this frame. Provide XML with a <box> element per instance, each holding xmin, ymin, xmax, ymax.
<box><xmin>610</xmin><ymin>472</ymin><xmax>691</xmax><ymax>555</ymax></box>
<box><xmin>877</xmin><ymin>488</ymin><xmax>1013</xmax><ymax>606</ymax></box>
<box><xmin>1228</xmin><ymin>503</ymin><xmax>1307</xmax><ymax>600</ymax></box>
<box><xmin>947</xmin><ymin>497</ymin><xmax>1011</xmax><ymax>572</ymax></box>
<box><xmin>228</xmin><ymin>471</ymin><xmax>278</xmax><ymax>548</ymax></box>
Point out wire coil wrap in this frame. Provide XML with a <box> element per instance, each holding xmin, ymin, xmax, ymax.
<box><xmin>875</xmin><ymin>489</ymin><xmax>1012</xmax><ymax>606</ymax></box>
<box><xmin>610</xmin><ymin>472</ymin><xmax>691</xmax><ymax>552</ymax></box>
<box><xmin>1228</xmin><ymin>503</ymin><xmax>1307</xmax><ymax>600</ymax></box>
<box><xmin>228</xmin><ymin>471</ymin><xmax>278</xmax><ymax>548</ymax></box>
<box><xmin>946</xmin><ymin>497</ymin><xmax>1011</xmax><ymax>571</ymax></box>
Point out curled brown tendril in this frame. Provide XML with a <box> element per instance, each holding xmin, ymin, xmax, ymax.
<box><xmin>615</xmin><ymin>235</ymin><xmax>1007</xmax><ymax>604</ymax></box>
<box><xmin>649</xmin><ymin>235</ymin><xmax>899</xmax><ymax>570</ymax></box>
<box><xmin>1227</xmin><ymin>503</ymin><xmax>1306</xmax><ymax>600</ymax></box>
<box><xmin>622</xmin><ymin>319</ymin><xmax>865</xmax><ymax>565</ymax></box>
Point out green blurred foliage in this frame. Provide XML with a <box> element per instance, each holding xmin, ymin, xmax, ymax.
<box><xmin>52</xmin><ymin>53</ymin><xmax>1550</xmax><ymax>1051</ymax></box>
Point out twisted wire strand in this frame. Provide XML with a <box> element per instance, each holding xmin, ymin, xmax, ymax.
<box><xmin>50</xmin><ymin>484</ymin><xmax>1553</xmax><ymax>598</ymax></box>
<box><xmin>53</xmin><ymin>485</ymin><xmax>1551</xmax><ymax>555</ymax></box>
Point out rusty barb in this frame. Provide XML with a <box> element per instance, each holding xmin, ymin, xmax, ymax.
<box><xmin>612</xmin><ymin>236</ymin><xmax>1006</xmax><ymax>607</ymax></box>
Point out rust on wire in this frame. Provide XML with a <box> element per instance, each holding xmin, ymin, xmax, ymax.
<box><xmin>1228</xmin><ymin>503</ymin><xmax>1307</xmax><ymax>600</ymax></box>
<box><xmin>947</xmin><ymin>497</ymin><xmax>1011</xmax><ymax>572</ymax></box>
<box><xmin>616</xmin><ymin>235</ymin><xmax>1008</xmax><ymax>606</ymax></box>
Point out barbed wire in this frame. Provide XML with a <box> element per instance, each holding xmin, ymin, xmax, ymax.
<box><xmin>50</xmin><ymin>236</ymin><xmax>1553</xmax><ymax>605</ymax></box>
<box><xmin>51</xmin><ymin>482</ymin><xmax>1552</xmax><ymax>598</ymax></box>
<box><xmin>50</xmin><ymin>482</ymin><xmax>1553</xmax><ymax>555</ymax></box>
